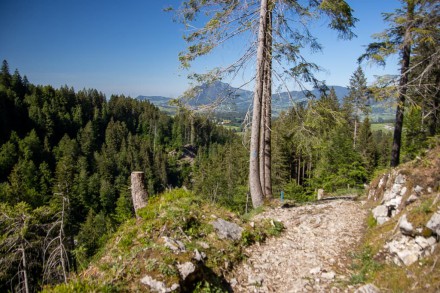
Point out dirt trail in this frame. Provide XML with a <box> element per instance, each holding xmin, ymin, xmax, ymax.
<box><xmin>228</xmin><ymin>199</ymin><xmax>367</xmax><ymax>292</ymax></box>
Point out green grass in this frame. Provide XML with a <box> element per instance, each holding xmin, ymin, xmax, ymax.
<box><xmin>371</xmin><ymin>123</ymin><xmax>394</xmax><ymax>132</ymax></box>
<box><xmin>46</xmin><ymin>188</ymin><xmax>286</xmax><ymax>292</ymax></box>
<box><xmin>349</xmin><ymin>245</ymin><xmax>383</xmax><ymax>285</ymax></box>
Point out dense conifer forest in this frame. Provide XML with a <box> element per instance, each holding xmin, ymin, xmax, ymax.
<box><xmin>0</xmin><ymin>60</ymin><xmax>402</xmax><ymax>291</ymax></box>
<box><xmin>0</xmin><ymin>60</ymin><xmax>240</xmax><ymax>291</ymax></box>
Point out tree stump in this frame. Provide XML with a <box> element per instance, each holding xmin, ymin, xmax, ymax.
<box><xmin>317</xmin><ymin>189</ymin><xmax>324</xmax><ymax>200</ymax></box>
<box><xmin>131</xmin><ymin>171</ymin><xmax>148</xmax><ymax>217</ymax></box>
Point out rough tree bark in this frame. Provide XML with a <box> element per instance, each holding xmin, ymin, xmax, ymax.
<box><xmin>249</xmin><ymin>0</ymin><xmax>268</xmax><ymax>208</ymax></box>
<box><xmin>262</xmin><ymin>2</ymin><xmax>273</xmax><ymax>199</ymax></box>
<box><xmin>390</xmin><ymin>1</ymin><xmax>414</xmax><ymax>167</ymax></box>
<box><xmin>131</xmin><ymin>171</ymin><xmax>148</xmax><ymax>216</ymax></box>
<box><xmin>259</xmin><ymin>85</ymin><xmax>266</xmax><ymax>193</ymax></box>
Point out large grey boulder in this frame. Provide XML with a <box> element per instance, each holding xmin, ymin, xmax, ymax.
<box><xmin>140</xmin><ymin>275</ymin><xmax>179</xmax><ymax>292</ymax></box>
<box><xmin>211</xmin><ymin>218</ymin><xmax>243</xmax><ymax>240</ymax></box>
<box><xmin>427</xmin><ymin>209</ymin><xmax>440</xmax><ymax>235</ymax></box>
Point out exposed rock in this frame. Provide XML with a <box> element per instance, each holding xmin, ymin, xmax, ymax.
<box><xmin>372</xmin><ymin>205</ymin><xmax>389</xmax><ymax>225</ymax></box>
<box><xmin>372</xmin><ymin>205</ymin><xmax>388</xmax><ymax>218</ymax></box>
<box><xmin>385</xmin><ymin>234</ymin><xmax>436</xmax><ymax>266</ymax></box>
<box><xmin>426</xmin><ymin>210</ymin><xmax>440</xmax><ymax>235</ymax></box>
<box><xmin>211</xmin><ymin>218</ymin><xmax>243</xmax><ymax>241</ymax></box>
<box><xmin>386</xmin><ymin>237</ymin><xmax>420</xmax><ymax>266</ymax></box>
<box><xmin>193</xmin><ymin>249</ymin><xmax>206</xmax><ymax>262</ymax></box>
<box><xmin>368</xmin><ymin>189</ymin><xmax>376</xmax><ymax>200</ymax></box>
<box><xmin>395</xmin><ymin>174</ymin><xmax>406</xmax><ymax>184</ymax></box>
<box><xmin>140</xmin><ymin>275</ymin><xmax>180</xmax><ymax>292</ymax></box>
<box><xmin>355</xmin><ymin>284</ymin><xmax>380</xmax><ymax>293</ymax></box>
<box><xmin>383</xmin><ymin>185</ymin><xmax>401</xmax><ymax>202</ymax></box>
<box><xmin>406</xmin><ymin>194</ymin><xmax>419</xmax><ymax>205</ymax></box>
<box><xmin>162</xmin><ymin>237</ymin><xmax>186</xmax><ymax>252</ymax></box>
<box><xmin>414</xmin><ymin>185</ymin><xmax>424</xmax><ymax>194</ymax></box>
<box><xmin>400</xmin><ymin>186</ymin><xmax>407</xmax><ymax>196</ymax></box>
<box><xmin>386</xmin><ymin>196</ymin><xmax>402</xmax><ymax>208</ymax></box>
<box><xmin>399</xmin><ymin>214</ymin><xmax>414</xmax><ymax>236</ymax></box>
<box><xmin>177</xmin><ymin>262</ymin><xmax>195</xmax><ymax>280</ymax></box>
<box><xmin>378</xmin><ymin>175</ymin><xmax>387</xmax><ymax>189</ymax></box>
<box><xmin>415</xmin><ymin>236</ymin><xmax>437</xmax><ymax>251</ymax></box>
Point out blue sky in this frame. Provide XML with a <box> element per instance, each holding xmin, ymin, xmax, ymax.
<box><xmin>0</xmin><ymin>0</ymin><xmax>401</xmax><ymax>98</ymax></box>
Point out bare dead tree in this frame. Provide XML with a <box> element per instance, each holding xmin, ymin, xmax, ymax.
<box><xmin>43</xmin><ymin>194</ymin><xmax>70</xmax><ymax>285</ymax></box>
<box><xmin>0</xmin><ymin>203</ymin><xmax>33</xmax><ymax>293</ymax></box>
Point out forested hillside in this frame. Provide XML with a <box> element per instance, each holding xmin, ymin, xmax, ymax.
<box><xmin>2</xmin><ymin>55</ymin><xmax>437</xmax><ymax>291</ymax></box>
<box><xmin>0</xmin><ymin>60</ymin><xmax>238</xmax><ymax>292</ymax></box>
<box><xmin>1</xmin><ymin>45</ymin><xmax>438</xmax><ymax>291</ymax></box>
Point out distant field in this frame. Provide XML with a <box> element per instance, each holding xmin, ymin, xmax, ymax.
<box><xmin>371</xmin><ymin>123</ymin><xmax>394</xmax><ymax>132</ymax></box>
<box><xmin>222</xmin><ymin>125</ymin><xmax>242</xmax><ymax>131</ymax></box>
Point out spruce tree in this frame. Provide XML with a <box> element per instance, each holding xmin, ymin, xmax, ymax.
<box><xmin>360</xmin><ymin>0</ymin><xmax>439</xmax><ymax>166</ymax></box>
<box><xmin>345</xmin><ymin>66</ymin><xmax>369</xmax><ymax>148</ymax></box>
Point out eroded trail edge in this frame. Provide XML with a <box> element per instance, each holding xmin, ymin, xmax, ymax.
<box><xmin>228</xmin><ymin>199</ymin><xmax>367</xmax><ymax>292</ymax></box>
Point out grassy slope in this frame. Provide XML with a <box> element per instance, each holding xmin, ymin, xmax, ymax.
<box><xmin>44</xmin><ymin>189</ymin><xmax>283</xmax><ymax>292</ymax></box>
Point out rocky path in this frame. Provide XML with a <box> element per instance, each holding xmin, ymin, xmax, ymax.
<box><xmin>227</xmin><ymin>199</ymin><xmax>367</xmax><ymax>292</ymax></box>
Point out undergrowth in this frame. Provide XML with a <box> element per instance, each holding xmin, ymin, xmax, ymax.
<box><xmin>45</xmin><ymin>188</ymin><xmax>285</xmax><ymax>292</ymax></box>
<box><xmin>349</xmin><ymin>245</ymin><xmax>382</xmax><ymax>284</ymax></box>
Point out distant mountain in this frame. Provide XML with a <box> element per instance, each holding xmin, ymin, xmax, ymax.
<box><xmin>182</xmin><ymin>81</ymin><xmax>349</xmax><ymax>115</ymax></box>
<box><xmin>137</xmin><ymin>82</ymin><xmax>349</xmax><ymax>116</ymax></box>
<box><xmin>179</xmin><ymin>81</ymin><xmax>253</xmax><ymax>112</ymax></box>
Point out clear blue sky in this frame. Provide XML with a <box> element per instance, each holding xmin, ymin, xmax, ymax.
<box><xmin>0</xmin><ymin>0</ymin><xmax>401</xmax><ymax>98</ymax></box>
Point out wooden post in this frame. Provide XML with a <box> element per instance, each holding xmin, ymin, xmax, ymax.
<box><xmin>131</xmin><ymin>171</ymin><xmax>148</xmax><ymax>217</ymax></box>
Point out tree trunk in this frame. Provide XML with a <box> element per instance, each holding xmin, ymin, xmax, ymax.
<box><xmin>302</xmin><ymin>159</ymin><xmax>306</xmax><ymax>185</ymax></box>
<box><xmin>353</xmin><ymin>118</ymin><xmax>357</xmax><ymax>148</ymax></box>
<box><xmin>249</xmin><ymin>0</ymin><xmax>268</xmax><ymax>208</ymax></box>
<box><xmin>131</xmin><ymin>171</ymin><xmax>148</xmax><ymax>216</ymax></box>
<box><xmin>21</xmin><ymin>246</ymin><xmax>29</xmax><ymax>293</ymax></box>
<box><xmin>428</xmin><ymin>75</ymin><xmax>440</xmax><ymax>136</ymax></box>
<box><xmin>190</xmin><ymin>115</ymin><xmax>195</xmax><ymax>145</ymax></box>
<box><xmin>390</xmin><ymin>2</ymin><xmax>414</xmax><ymax>167</ymax></box>
<box><xmin>263</xmin><ymin>3</ymin><xmax>273</xmax><ymax>198</ymax></box>
<box><xmin>259</xmin><ymin>81</ymin><xmax>266</xmax><ymax>194</ymax></box>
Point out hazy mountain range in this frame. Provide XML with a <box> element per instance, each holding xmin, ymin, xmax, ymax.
<box><xmin>137</xmin><ymin>81</ymin><xmax>349</xmax><ymax>116</ymax></box>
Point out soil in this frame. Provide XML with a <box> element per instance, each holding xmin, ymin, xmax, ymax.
<box><xmin>227</xmin><ymin>198</ymin><xmax>367</xmax><ymax>292</ymax></box>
